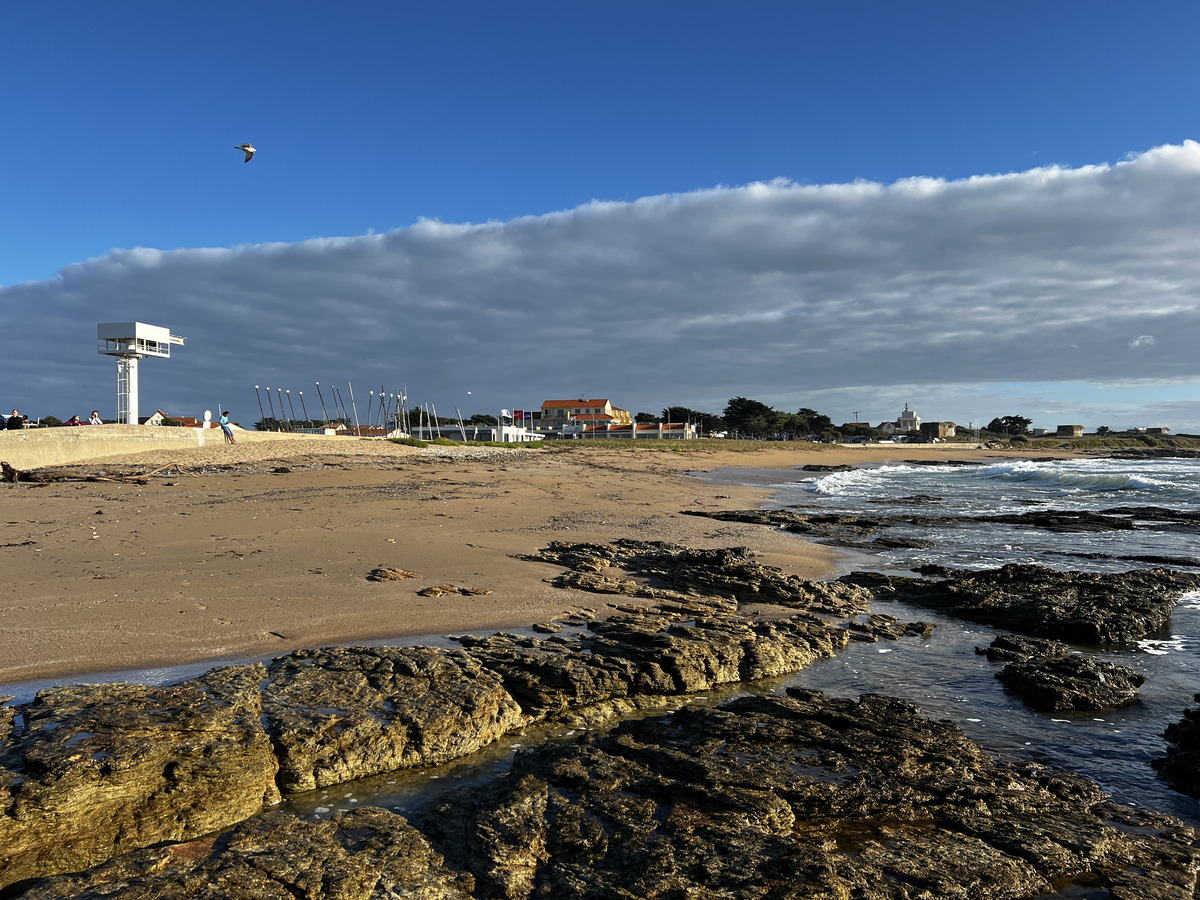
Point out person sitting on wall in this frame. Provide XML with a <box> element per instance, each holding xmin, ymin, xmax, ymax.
<box><xmin>65</xmin><ymin>415</ymin><xmax>83</xmax><ymax>425</ymax></box>
<box><xmin>6</xmin><ymin>410</ymin><xmax>23</xmax><ymax>430</ymax></box>
<box><xmin>89</xmin><ymin>411</ymin><xmax>102</xmax><ymax>425</ymax></box>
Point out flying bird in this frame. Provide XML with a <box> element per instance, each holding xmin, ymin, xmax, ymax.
<box><xmin>234</xmin><ymin>143</ymin><xmax>255</xmax><ymax>163</ymax></box>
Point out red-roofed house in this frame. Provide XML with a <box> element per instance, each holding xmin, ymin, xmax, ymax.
<box><xmin>539</xmin><ymin>398</ymin><xmax>632</xmax><ymax>431</ymax></box>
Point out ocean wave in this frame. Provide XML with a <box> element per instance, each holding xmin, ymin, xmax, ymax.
<box><xmin>807</xmin><ymin>464</ymin><xmax>921</xmax><ymax>495</ymax></box>
<box><xmin>974</xmin><ymin>461</ymin><xmax>1180</xmax><ymax>495</ymax></box>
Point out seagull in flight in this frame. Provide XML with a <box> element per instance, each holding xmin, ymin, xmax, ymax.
<box><xmin>234</xmin><ymin>143</ymin><xmax>256</xmax><ymax>163</ymax></box>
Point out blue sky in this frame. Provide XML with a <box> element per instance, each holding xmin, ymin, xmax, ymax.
<box><xmin>3</xmin><ymin>2</ymin><xmax>1199</xmax><ymax>432</ymax></box>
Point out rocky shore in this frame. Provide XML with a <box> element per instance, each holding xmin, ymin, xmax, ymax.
<box><xmin>684</xmin><ymin>503</ymin><xmax>1200</xmax><ymax>568</ymax></box>
<box><xmin>5</xmin><ymin>536</ymin><xmax>1200</xmax><ymax>895</ymax></box>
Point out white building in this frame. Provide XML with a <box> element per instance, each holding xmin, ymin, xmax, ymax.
<box><xmin>878</xmin><ymin>404</ymin><xmax>921</xmax><ymax>435</ymax></box>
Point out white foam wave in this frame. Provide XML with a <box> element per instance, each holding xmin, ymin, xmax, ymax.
<box><xmin>975</xmin><ymin>461</ymin><xmax>1176</xmax><ymax>494</ymax></box>
<box><xmin>1137</xmin><ymin>635</ymin><xmax>1187</xmax><ymax>655</ymax></box>
<box><xmin>808</xmin><ymin>464</ymin><xmax>921</xmax><ymax>495</ymax></box>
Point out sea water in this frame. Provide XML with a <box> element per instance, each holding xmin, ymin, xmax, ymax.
<box><xmin>701</xmin><ymin>455</ymin><xmax>1200</xmax><ymax>823</ymax></box>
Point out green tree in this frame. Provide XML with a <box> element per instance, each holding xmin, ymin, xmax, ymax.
<box><xmin>793</xmin><ymin>407</ymin><xmax>833</xmax><ymax>437</ymax></box>
<box><xmin>1096</xmin><ymin>425</ymin><xmax>1111</xmax><ymax>436</ymax></box>
<box><xmin>723</xmin><ymin>397</ymin><xmax>777</xmax><ymax>438</ymax></box>
<box><xmin>635</xmin><ymin>411</ymin><xmax>660</xmax><ymax>424</ymax></box>
<box><xmin>469</xmin><ymin>414</ymin><xmax>498</xmax><ymax>426</ymax></box>
<box><xmin>41</xmin><ymin>415</ymin><xmax>63</xmax><ymax>427</ymax></box>
<box><xmin>986</xmin><ymin>415</ymin><xmax>1032</xmax><ymax>436</ymax></box>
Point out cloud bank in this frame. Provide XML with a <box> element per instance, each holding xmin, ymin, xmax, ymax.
<box><xmin>4</xmin><ymin>142</ymin><xmax>1200</xmax><ymax>428</ymax></box>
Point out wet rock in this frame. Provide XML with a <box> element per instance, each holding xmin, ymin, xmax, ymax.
<box><xmin>0</xmin><ymin>665</ymin><xmax>279</xmax><ymax>890</ymax></box>
<box><xmin>996</xmin><ymin>654</ymin><xmax>1147</xmax><ymax>712</ymax></box>
<box><xmin>680</xmin><ymin>508</ymin><xmax>892</xmax><ymax>542</ymax></box>
<box><xmin>263</xmin><ymin>646</ymin><xmax>527</xmax><ymax>794</ymax></box>
<box><xmin>799</xmin><ymin>463</ymin><xmax>854</xmax><ymax>472</ymax></box>
<box><xmin>686</xmin><ymin>503</ymin><xmax>1200</xmax><ymax>548</ymax></box>
<box><xmin>976</xmin><ymin>634</ymin><xmax>1070</xmax><ymax>662</ymax></box>
<box><xmin>868</xmin><ymin>534</ymin><xmax>936</xmax><ymax>549</ymax></box>
<box><xmin>1154</xmin><ymin>693</ymin><xmax>1200</xmax><ymax>798</ymax></box>
<box><xmin>987</xmin><ymin>509</ymin><xmax>1137</xmax><ymax>533</ymax></box>
<box><xmin>20</xmin><ymin>807</ymin><xmax>474</xmax><ymax>899</ymax></box>
<box><xmin>842</xmin><ymin>563</ymin><xmax>1200</xmax><ymax>644</ymax></box>
<box><xmin>424</xmin><ymin>689</ymin><xmax>1199</xmax><ymax>899</ymax></box>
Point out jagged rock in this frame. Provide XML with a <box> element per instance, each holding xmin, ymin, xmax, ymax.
<box><xmin>424</xmin><ymin>689</ymin><xmax>1199</xmax><ymax>899</ymax></box>
<box><xmin>20</xmin><ymin>807</ymin><xmax>475</xmax><ymax>899</ymax></box>
<box><xmin>976</xmin><ymin>634</ymin><xmax>1071</xmax><ymax>661</ymax></box>
<box><xmin>457</xmin><ymin>609</ymin><xmax>851</xmax><ymax>723</ymax></box>
<box><xmin>521</xmin><ymin>539</ymin><xmax>873</xmax><ymax>615</ymax></box>
<box><xmin>996</xmin><ymin>654</ymin><xmax>1147</xmax><ymax>711</ymax></box>
<box><xmin>1154</xmin><ymin>693</ymin><xmax>1200</xmax><ymax>798</ymax></box>
<box><xmin>842</xmin><ymin>563</ymin><xmax>1200</xmax><ymax>644</ymax></box>
<box><xmin>262</xmin><ymin>646</ymin><xmax>527</xmax><ymax>794</ymax></box>
<box><xmin>846</xmin><ymin>612</ymin><xmax>936</xmax><ymax>642</ymax></box>
<box><xmin>0</xmin><ymin>665</ymin><xmax>278</xmax><ymax>890</ymax></box>
<box><xmin>799</xmin><ymin>463</ymin><xmax>854</xmax><ymax>472</ymax></box>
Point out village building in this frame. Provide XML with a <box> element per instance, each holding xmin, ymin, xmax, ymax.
<box><xmin>877</xmin><ymin>404</ymin><xmax>921</xmax><ymax>435</ymax></box>
<box><xmin>919</xmin><ymin>421</ymin><xmax>958</xmax><ymax>440</ymax></box>
<box><xmin>139</xmin><ymin>410</ymin><xmax>204</xmax><ymax>427</ymax></box>
<box><xmin>1056</xmin><ymin>425</ymin><xmax>1085</xmax><ymax>437</ymax></box>
<box><xmin>536</xmin><ymin>399</ymin><xmax>633</xmax><ymax>431</ymax></box>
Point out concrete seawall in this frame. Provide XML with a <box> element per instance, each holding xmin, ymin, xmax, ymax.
<box><xmin>0</xmin><ymin>426</ymin><xmax>332</xmax><ymax>470</ymax></box>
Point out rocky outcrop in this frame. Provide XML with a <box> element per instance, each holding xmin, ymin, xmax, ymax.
<box><xmin>262</xmin><ymin>646</ymin><xmax>528</xmax><ymax>794</ymax></box>
<box><xmin>1154</xmin><ymin>693</ymin><xmax>1200</xmax><ymax>798</ymax></box>
<box><xmin>20</xmin><ymin>807</ymin><xmax>475</xmax><ymax>900</ymax></box>
<box><xmin>519</xmin><ymin>538</ymin><xmax>874</xmax><ymax>614</ymax></box>
<box><xmin>842</xmin><ymin>563</ymin><xmax>1200</xmax><ymax>644</ymax></box>
<box><xmin>0</xmin><ymin>665</ymin><xmax>279</xmax><ymax>889</ymax></box>
<box><xmin>458</xmin><ymin>609</ymin><xmax>853</xmax><ymax>722</ymax></box>
<box><xmin>423</xmin><ymin>689</ymin><xmax>1199</xmax><ymax>899</ymax></box>
<box><xmin>684</xmin><ymin>503</ymin><xmax>1200</xmax><ymax>545</ymax></box>
<box><xmin>975</xmin><ymin>634</ymin><xmax>1071</xmax><ymax>662</ymax></box>
<box><xmin>977</xmin><ymin>635</ymin><xmax>1146</xmax><ymax>712</ymax></box>
<box><xmin>996</xmin><ymin>654</ymin><xmax>1146</xmax><ymax>711</ymax></box>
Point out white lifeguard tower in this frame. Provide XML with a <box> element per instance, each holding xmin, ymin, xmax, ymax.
<box><xmin>97</xmin><ymin>322</ymin><xmax>186</xmax><ymax>424</ymax></box>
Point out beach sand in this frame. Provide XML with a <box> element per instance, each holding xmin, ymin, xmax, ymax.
<box><xmin>0</xmin><ymin>437</ymin><xmax>1070</xmax><ymax>685</ymax></box>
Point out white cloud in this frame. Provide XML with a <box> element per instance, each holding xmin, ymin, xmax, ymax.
<box><xmin>3</xmin><ymin>142</ymin><xmax>1200</xmax><ymax>429</ymax></box>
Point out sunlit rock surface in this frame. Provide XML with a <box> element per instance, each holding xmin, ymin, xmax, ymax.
<box><xmin>426</xmin><ymin>689</ymin><xmax>1200</xmax><ymax>899</ymax></box>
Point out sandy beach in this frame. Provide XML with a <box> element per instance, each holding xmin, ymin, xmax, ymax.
<box><xmin>0</xmin><ymin>437</ymin><xmax>1071</xmax><ymax>686</ymax></box>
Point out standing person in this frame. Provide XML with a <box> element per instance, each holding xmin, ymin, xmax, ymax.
<box><xmin>89</xmin><ymin>411</ymin><xmax>102</xmax><ymax>425</ymax></box>
<box><xmin>219</xmin><ymin>411</ymin><xmax>236</xmax><ymax>444</ymax></box>
<box><xmin>6</xmin><ymin>410</ymin><xmax>22</xmax><ymax>430</ymax></box>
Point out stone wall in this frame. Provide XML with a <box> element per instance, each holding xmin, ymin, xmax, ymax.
<box><xmin>0</xmin><ymin>425</ymin><xmax>331</xmax><ymax>470</ymax></box>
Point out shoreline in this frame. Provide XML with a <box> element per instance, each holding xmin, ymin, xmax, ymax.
<box><xmin>0</xmin><ymin>438</ymin><xmax>1076</xmax><ymax>687</ymax></box>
